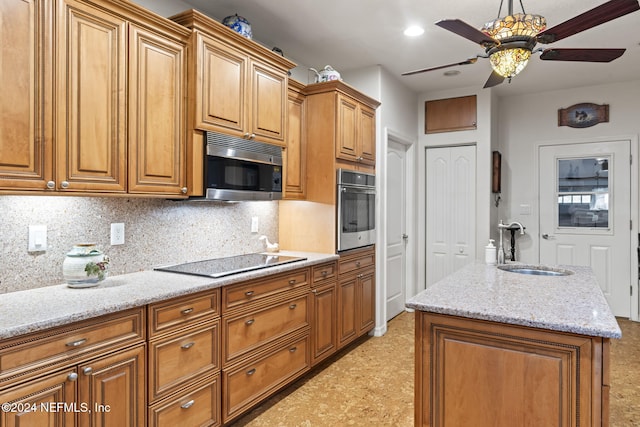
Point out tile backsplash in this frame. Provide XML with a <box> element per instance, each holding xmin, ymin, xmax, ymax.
<box><xmin>0</xmin><ymin>196</ymin><xmax>278</xmax><ymax>294</ymax></box>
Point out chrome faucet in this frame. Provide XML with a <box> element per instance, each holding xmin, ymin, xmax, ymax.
<box><xmin>497</xmin><ymin>220</ymin><xmax>525</xmax><ymax>264</ymax></box>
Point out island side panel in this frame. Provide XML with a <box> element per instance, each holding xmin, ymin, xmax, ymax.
<box><xmin>415</xmin><ymin>312</ymin><xmax>608</xmax><ymax>427</ymax></box>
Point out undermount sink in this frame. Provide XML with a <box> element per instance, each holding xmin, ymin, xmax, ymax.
<box><xmin>497</xmin><ymin>265</ymin><xmax>574</xmax><ymax>277</ymax></box>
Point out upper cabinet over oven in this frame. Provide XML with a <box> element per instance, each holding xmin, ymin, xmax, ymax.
<box><xmin>171</xmin><ymin>10</ymin><xmax>296</xmax><ymax>148</ymax></box>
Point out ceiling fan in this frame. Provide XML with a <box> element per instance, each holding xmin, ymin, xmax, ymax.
<box><xmin>402</xmin><ymin>0</ymin><xmax>640</xmax><ymax>88</ymax></box>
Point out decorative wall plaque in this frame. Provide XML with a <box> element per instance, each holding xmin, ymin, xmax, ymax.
<box><xmin>558</xmin><ymin>103</ymin><xmax>609</xmax><ymax>128</ymax></box>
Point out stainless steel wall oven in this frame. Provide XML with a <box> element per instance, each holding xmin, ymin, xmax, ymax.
<box><xmin>337</xmin><ymin>169</ymin><xmax>376</xmax><ymax>251</ymax></box>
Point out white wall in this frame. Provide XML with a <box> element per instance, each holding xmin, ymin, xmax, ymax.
<box><xmin>497</xmin><ymin>79</ymin><xmax>640</xmax><ymax>263</ymax></box>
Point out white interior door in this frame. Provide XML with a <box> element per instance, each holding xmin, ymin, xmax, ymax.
<box><xmin>539</xmin><ymin>141</ymin><xmax>631</xmax><ymax>317</ymax></box>
<box><xmin>386</xmin><ymin>140</ymin><xmax>408</xmax><ymax>320</ymax></box>
<box><xmin>426</xmin><ymin>145</ymin><xmax>476</xmax><ymax>287</ymax></box>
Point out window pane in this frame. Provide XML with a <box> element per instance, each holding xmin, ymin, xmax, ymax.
<box><xmin>557</xmin><ymin>156</ymin><xmax>609</xmax><ymax>228</ymax></box>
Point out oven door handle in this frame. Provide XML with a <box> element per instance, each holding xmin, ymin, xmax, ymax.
<box><xmin>339</xmin><ymin>186</ymin><xmax>376</xmax><ymax>195</ymax></box>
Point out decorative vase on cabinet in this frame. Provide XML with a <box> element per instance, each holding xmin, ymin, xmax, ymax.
<box><xmin>62</xmin><ymin>244</ymin><xmax>109</xmax><ymax>288</ymax></box>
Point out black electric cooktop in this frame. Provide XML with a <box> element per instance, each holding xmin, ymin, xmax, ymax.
<box><xmin>154</xmin><ymin>253</ymin><xmax>307</xmax><ymax>278</ymax></box>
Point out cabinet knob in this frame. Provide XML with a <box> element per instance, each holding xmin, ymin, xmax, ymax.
<box><xmin>288</xmin><ymin>279</ymin><xmax>296</xmax><ymax>285</ymax></box>
<box><xmin>60</xmin><ymin>181</ymin><xmax>69</xmax><ymax>189</ymax></box>
<box><xmin>321</xmin><ymin>270</ymin><xmax>328</xmax><ymax>276</ymax></box>
<box><xmin>245</xmin><ymin>318</ymin><xmax>255</xmax><ymax>326</ymax></box>
<box><xmin>289</xmin><ymin>303</ymin><xmax>297</xmax><ymax>310</ymax></box>
<box><xmin>83</xmin><ymin>367</ymin><xmax>93</xmax><ymax>376</ymax></box>
<box><xmin>67</xmin><ymin>372</ymin><xmax>78</xmax><ymax>381</ymax></box>
<box><xmin>289</xmin><ymin>346</ymin><xmax>297</xmax><ymax>353</ymax></box>
<box><xmin>181</xmin><ymin>307</ymin><xmax>194</xmax><ymax>315</ymax></box>
<box><xmin>181</xmin><ymin>342</ymin><xmax>195</xmax><ymax>350</ymax></box>
<box><xmin>245</xmin><ymin>290</ymin><xmax>254</xmax><ymax>297</ymax></box>
<box><xmin>181</xmin><ymin>400</ymin><xmax>195</xmax><ymax>410</ymax></box>
<box><xmin>249</xmin><ymin>133</ymin><xmax>256</xmax><ymax>139</ymax></box>
<box><xmin>246</xmin><ymin>368</ymin><xmax>256</xmax><ymax>376</ymax></box>
<box><xmin>355</xmin><ymin>261</ymin><xmax>361</xmax><ymax>267</ymax></box>
<box><xmin>181</xmin><ymin>187</ymin><xmax>187</xmax><ymax>194</ymax></box>
<box><xmin>46</xmin><ymin>181</ymin><xmax>55</xmax><ymax>189</ymax></box>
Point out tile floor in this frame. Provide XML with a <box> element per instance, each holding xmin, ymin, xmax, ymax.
<box><xmin>231</xmin><ymin>312</ymin><xmax>640</xmax><ymax>426</ymax></box>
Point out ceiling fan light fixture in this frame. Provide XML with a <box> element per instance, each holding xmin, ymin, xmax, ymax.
<box><xmin>489</xmin><ymin>47</ymin><xmax>531</xmax><ymax>78</ymax></box>
<box><xmin>482</xmin><ymin>13</ymin><xmax>546</xmax><ymax>40</ymax></box>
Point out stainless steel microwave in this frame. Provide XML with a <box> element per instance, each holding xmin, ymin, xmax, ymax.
<box><xmin>200</xmin><ymin>132</ymin><xmax>283</xmax><ymax>201</ymax></box>
<box><xmin>337</xmin><ymin>169</ymin><xmax>376</xmax><ymax>251</ymax></box>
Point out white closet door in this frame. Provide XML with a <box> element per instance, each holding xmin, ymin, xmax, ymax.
<box><xmin>426</xmin><ymin>145</ymin><xmax>476</xmax><ymax>287</ymax></box>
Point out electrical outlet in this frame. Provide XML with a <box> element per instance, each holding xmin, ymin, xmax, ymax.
<box><xmin>111</xmin><ymin>223</ymin><xmax>125</xmax><ymax>245</ymax></box>
<box><xmin>251</xmin><ymin>217</ymin><xmax>259</xmax><ymax>233</ymax></box>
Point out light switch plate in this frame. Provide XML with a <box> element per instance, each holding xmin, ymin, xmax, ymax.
<box><xmin>28</xmin><ymin>224</ymin><xmax>47</xmax><ymax>252</ymax></box>
<box><xmin>251</xmin><ymin>217</ymin><xmax>259</xmax><ymax>233</ymax></box>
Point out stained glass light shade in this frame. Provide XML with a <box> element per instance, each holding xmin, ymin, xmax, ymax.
<box><xmin>481</xmin><ymin>13</ymin><xmax>546</xmax><ymax>78</ymax></box>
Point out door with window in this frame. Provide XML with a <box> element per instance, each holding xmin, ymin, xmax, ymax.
<box><xmin>539</xmin><ymin>141</ymin><xmax>631</xmax><ymax>317</ymax></box>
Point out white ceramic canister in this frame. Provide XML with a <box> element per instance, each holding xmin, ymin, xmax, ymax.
<box><xmin>63</xmin><ymin>243</ymin><xmax>109</xmax><ymax>287</ymax></box>
<box><xmin>485</xmin><ymin>239</ymin><xmax>497</xmax><ymax>265</ymax></box>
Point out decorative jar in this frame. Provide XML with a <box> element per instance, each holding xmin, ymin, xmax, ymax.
<box><xmin>63</xmin><ymin>244</ymin><xmax>109</xmax><ymax>288</ymax></box>
<box><xmin>222</xmin><ymin>14</ymin><xmax>253</xmax><ymax>39</ymax></box>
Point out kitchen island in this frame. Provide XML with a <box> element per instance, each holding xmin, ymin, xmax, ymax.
<box><xmin>406</xmin><ymin>262</ymin><xmax>621</xmax><ymax>427</ymax></box>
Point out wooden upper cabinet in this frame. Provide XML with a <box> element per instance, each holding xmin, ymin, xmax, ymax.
<box><xmin>284</xmin><ymin>80</ymin><xmax>307</xmax><ymax>199</ymax></box>
<box><xmin>56</xmin><ymin>0</ymin><xmax>127</xmax><ymax>193</ymax></box>
<box><xmin>0</xmin><ymin>0</ymin><xmax>53</xmax><ymax>191</ymax></box>
<box><xmin>335</xmin><ymin>93</ymin><xmax>376</xmax><ymax>167</ymax></box>
<box><xmin>171</xmin><ymin>10</ymin><xmax>295</xmax><ymax>148</ymax></box>
<box><xmin>128</xmin><ymin>24</ymin><xmax>186</xmax><ymax>195</ymax></box>
<box><xmin>425</xmin><ymin>95</ymin><xmax>477</xmax><ymax>134</ymax></box>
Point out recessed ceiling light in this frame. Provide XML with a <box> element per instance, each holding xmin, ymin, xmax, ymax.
<box><xmin>443</xmin><ymin>70</ymin><xmax>461</xmax><ymax>77</ymax></box>
<box><xmin>404</xmin><ymin>26</ymin><xmax>424</xmax><ymax>37</ymax></box>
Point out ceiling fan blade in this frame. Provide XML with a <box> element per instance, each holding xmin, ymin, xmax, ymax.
<box><xmin>540</xmin><ymin>48</ymin><xmax>626</xmax><ymax>62</ymax></box>
<box><xmin>401</xmin><ymin>58</ymin><xmax>478</xmax><ymax>76</ymax></box>
<box><xmin>435</xmin><ymin>19</ymin><xmax>498</xmax><ymax>47</ymax></box>
<box><xmin>483</xmin><ymin>71</ymin><xmax>505</xmax><ymax>88</ymax></box>
<box><xmin>537</xmin><ymin>0</ymin><xmax>640</xmax><ymax>44</ymax></box>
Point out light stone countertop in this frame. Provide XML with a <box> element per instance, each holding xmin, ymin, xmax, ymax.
<box><xmin>405</xmin><ymin>262</ymin><xmax>621</xmax><ymax>338</ymax></box>
<box><xmin>0</xmin><ymin>251</ymin><xmax>338</xmax><ymax>340</ymax></box>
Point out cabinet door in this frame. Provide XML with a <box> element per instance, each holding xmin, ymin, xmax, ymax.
<box><xmin>249</xmin><ymin>60</ymin><xmax>287</xmax><ymax>146</ymax></box>
<box><xmin>196</xmin><ymin>32</ymin><xmax>246</xmax><ymax>135</ymax></box>
<box><xmin>337</xmin><ymin>276</ymin><xmax>357</xmax><ymax>348</ymax></box>
<box><xmin>56</xmin><ymin>0</ymin><xmax>127</xmax><ymax>192</ymax></box>
<box><xmin>357</xmin><ymin>269</ymin><xmax>376</xmax><ymax>334</ymax></box>
<box><xmin>78</xmin><ymin>344</ymin><xmax>146</xmax><ymax>427</ymax></box>
<box><xmin>0</xmin><ymin>0</ymin><xmax>53</xmax><ymax>190</ymax></box>
<box><xmin>128</xmin><ymin>24</ymin><xmax>186</xmax><ymax>195</ymax></box>
<box><xmin>284</xmin><ymin>88</ymin><xmax>306</xmax><ymax>199</ymax></box>
<box><xmin>358</xmin><ymin>105</ymin><xmax>376</xmax><ymax>166</ymax></box>
<box><xmin>0</xmin><ymin>369</ymin><xmax>77</xmax><ymax>426</ymax></box>
<box><xmin>311</xmin><ymin>282</ymin><xmax>337</xmax><ymax>366</ymax></box>
<box><xmin>335</xmin><ymin>94</ymin><xmax>358</xmax><ymax>162</ymax></box>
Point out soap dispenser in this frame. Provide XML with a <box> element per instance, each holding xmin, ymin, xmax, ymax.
<box><xmin>485</xmin><ymin>239</ymin><xmax>497</xmax><ymax>265</ymax></box>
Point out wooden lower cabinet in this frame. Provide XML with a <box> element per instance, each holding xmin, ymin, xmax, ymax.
<box><xmin>148</xmin><ymin>373</ymin><xmax>220</xmax><ymax>427</ymax></box>
<box><xmin>0</xmin><ymin>344</ymin><xmax>145</xmax><ymax>427</ymax></box>
<box><xmin>310</xmin><ymin>281</ymin><xmax>338</xmax><ymax>366</ymax></box>
<box><xmin>222</xmin><ymin>331</ymin><xmax>310</xmax><ymax>423</ymax></box>
<box><xmin>415</xmin><ymin>312</ymin><xmax>609</xmax><ymax>427</ymax></box>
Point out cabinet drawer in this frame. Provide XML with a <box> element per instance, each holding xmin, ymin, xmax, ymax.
<box><xmin>222</xmin><ymin>332</ymin><xmax>310</xmax><ymax>423</ymax></box>
<box><xmin>339</xmin><ymin>251</ymin><xmax>375</xmax><ymax>276</ymax></box>
<box><xmin>311</xmin><ymin>261</ymin><xmax>337</xmax><ymax>286</ymax></box>
<box><xmin>149</xmin><ymin>372</ymin><xmax>221</xmax><ymax>427</ymax></box>
<box><xmin>149</xmin><ymin>290</ymin><xmax>219</xmax><ymax>338</ymax></box>
<box><xmin>0</xmin><ymin>308</ymin><xmax>145</xmax><ymax>385</ymax></box>
<box><xmin>149</xmin><ymin>320</ymin><xmax>219</xmax><ymax>401</ymax></box>
<box><xmin>223</xmin><ymin>268</ymin><xmax>309</xmax><ymax>311</ymax></box>
<box><xmin>223</xmin><ymin>293</ymin><xmax>309</xmax><ymax>365</ymax></box>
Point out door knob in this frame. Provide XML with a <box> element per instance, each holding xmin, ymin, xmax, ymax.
<box><xmin>542</xmin><ymin>233</ymin><xmax>554</xmax><ymax>239</ymax></box>
<box><xmin>402</xmin><ymin>234</ymin><xmax>408</xmax><ymax>241</ymax></box>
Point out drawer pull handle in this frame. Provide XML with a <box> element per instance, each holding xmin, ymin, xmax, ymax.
<box><xmin>181</xmin><ymin>342</ymin><xmax>195</xmax><ymax>350</ymax></box>
<box><xmin>83</xmin><ymin>367</ymin><xmax>93</xmax><ymax>376</ymax></box>
<box><xmin>181</xmin><ymin>400</ymin><xmax>195</xmax><ymax>409</ymax></box>
<box><xmin>67</xmin><ymin>372</ymin><xmax>78</xmax><ymax>381</ymax></box>
<box><xmin>288</xmin><ymin>279</ymin><xmax>296</xmax><ymax>285</ymax></box>
<box><xmin>289</xmin><ymin>347</ymin><xmax>297</xmax><ymax>353</ymax></box>
<box><xmin>66</xmin><ymin>338</ymin><xmax>87</xmax><ymax>347</ymax></box>
<box><xmin>321</xmin><ymin>270</ymin><xmax>328</xmax><ymax>276</ymax></box>
<box><xmin>181</xmin><ymin>308</ymin><xmax>194</xmax><ymax>315</ymax></box>
<box><xmin>246</xmin><ymin>368</ymin><xmax>256</xmax><ymax>376</ymax></box>
<box><xmin>289</xmin><ymin>304</ymin><xmax>297</xmax><ymax>309</ymax></box>
<box><xmin>356</xmin><ymin>261</ymin><xmax>361</xmax><ymax>267</ymax></box>
<box><xmin>245</xmin><ymin>319</ymin><xmax>255</xmax><ymax>326</ymax></box>
<box><xmin>245</xmin><ymin>290</ymin><xmax>254</xmax><ymax>297</ymax></box>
